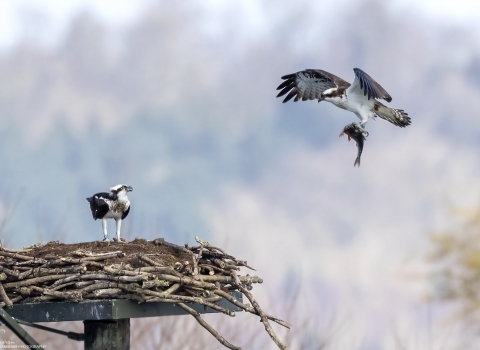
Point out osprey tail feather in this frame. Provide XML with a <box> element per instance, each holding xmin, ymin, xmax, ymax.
<box><xmin>374</xmin><ymin>102</ymin><xmax>411</xmax><ymax>128</ymax></box>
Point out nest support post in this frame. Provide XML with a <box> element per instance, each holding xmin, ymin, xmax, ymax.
<box><xmin>84</xmin><ymin>319</ymin><xmax>130</xmax><ymax>350</ymax></box>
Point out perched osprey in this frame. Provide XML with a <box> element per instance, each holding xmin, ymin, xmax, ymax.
<box><xmin>86</xmin><ymin>184</ymin><xmax>133</xmax><ymax>242</ymax></box>
<box><xmin>276</xmin><ymin>68</ymin><xmax>411</xmax><ymax>133</ymax></box>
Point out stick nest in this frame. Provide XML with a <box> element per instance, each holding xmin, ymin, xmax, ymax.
<box><xmin>0</xmin><ymin>237</ymin><xmax>289</xmax><ymax>349</ymax></box>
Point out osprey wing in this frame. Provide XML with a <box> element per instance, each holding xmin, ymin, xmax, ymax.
<box><xmin>87</xmin><ymin>192</ymin><xmax>110</xmax><ymax>220</ymax></box>
<box><xmin>276</xmin><ymin>69</ymin><xmax>350</xmax><ymax>103</ymax></box>
<box><xmin>121</xmin><ymin>206</ymin><xmax>130</xmax><ymax>220</ymax></box>
<box><xmin>350</xmin><ymin>68</ymin><xmax>392</xmax><ymax>102</ymax></box>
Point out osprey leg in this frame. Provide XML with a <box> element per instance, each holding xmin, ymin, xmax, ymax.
<box><xmin>354</xmin><ymin>122</ymin><xmax>369</xmax><ymax>136</ymax></box>
<box><xmin>102</xmin><ymin>218</ymin><xmax>108</xmax><ymax>240</ymax></box>
<box><xmin>115</xmin><ymin>219</ymin><xmax>122</xmax><ymax>241</ymax></box>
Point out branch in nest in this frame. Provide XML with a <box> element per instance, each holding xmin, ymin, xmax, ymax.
<box><xmin>17</xmin><ymin>265</ymin><xmax>87</xmax><ymax>280</ymax></box>
<box><xmin>177</xmin><ymin>302</ymin><xmax>242</xmax><ymax>350</ymax></box>
<box><xmin>0</xmin><ymin>251</ymin><xmax>34</xmax><ymax>261</ymax></box>
<box><xmin>137</xmin><ymin>255</ymin><xmax>184</xmax><ymax>277</ymax></box>
<box><xmin>91</xmin><ymin>288</ymin><xmax>123</xmax><ymax>297</ymax></box>
<box><xmin>194</xmin><ymin>275</ymin><xmax>263</xmax><ymax>285</ymax></box>
<box><xmin>141</xmin><ymin>279</ymin><xmax>170</xmax><ymax>289</ymax></box>
<box><xmin>139</xmin><ymin>290</ymin><xmax>231</xmax><ymax>315</ymax></box>
<box><xmin>3</xmin><ymin>274</ymin><xmax>79</xmax><ymax>289</ymax></box>
<box><xmin>232</xmin><ymin>271</ymin><xmax>287</xmax><ymax>350</ymax></box>
<box><xmin>214</xmin><ymin>289</ymin><xmax>292</xmax><ymax>329</ymax></box>
<box><xmin>80</xmin><ymin>282</ymin><xmax>140</xmax><ymax>295</ymax></box>
<box><xmin>0</xmin><ymin>281</ymin><xmax>13</xmax><ymax>308</ymax></box>
<box><xmin>51</xmin><ymin>273</ymin><xmax>147</xmax><ymax>287</ymax></box>
<box><xmin>83</xmin><ymin>292</ymin><xmax>150</xmax><ymax>303</ymax></box>
<box><xmin>199</xmin><ymin>265</ymin><xmax>215</xmax><ymax>275</ymax></box>
<box><xmin>234</xmin><ymin>260</ymin><xmax>256</xmax><ymax>271</ymax></box>
<box><xmin>45</xmin><ymin>252</ymin><xmax>124</xmax><ymax>266</ymax></box>
<box><xmin>0</xmin><ymin>295</ymin><xmax>22</xmax><ymax>307</ymax></box>
<box><xmin>71</xmin><ymin>250</ymin><xmax>123</xmax><ymax>257</ymax></box>
<box><xmin>42</xmin><ymin>289</ymin><xmax>83</xmax><ymax>302</ymax></box>
<box><xmin>152</xmin><ymin>274</ymin><xmax>216</xmax><ymax>290</ymax></box>
<box><xmin>0</xmin><ymin>266</ymin><xmax>20</xmax><ymax>278</ymax></box>
<box><xmin>152</xmin><ymin>238</ymin><xmax>192</xmax><ymax>254</ymax></box>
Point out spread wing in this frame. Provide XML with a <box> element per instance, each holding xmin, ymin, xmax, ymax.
<box><xmin>348</xmin><ymin>68</ymin><xmax>392</xmax><ymax>102</ymax></box>
<box><xmin>276</xmin><ymin>69</ymin><xmax>350</xmax><ymax>103</ymax></box>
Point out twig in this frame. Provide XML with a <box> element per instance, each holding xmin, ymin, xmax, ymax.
<box><xmin>45</xmin><ymin>252</ymin><xmax>124</xmax><ymax>266</ymax></box>
<box><xmin>1</xmin><ymin>248</ymin><xmax>33</xmax><ymax>253</ymax></box>
<box><xmin>42</xmin><ymin>289</ymin><xmax>83</xmax><ymax>302</ymax></box>
<box><xmin>235</xmin><ymin>260</ymin><xmax>256</xmax><ymax>271</ymax></box>
<box><xmin>152</xmin><ymin>238</ymin><xmax>192</xmax><ymax>254</ymax></box>
<box><xmin>214</xmin><ymin>289</ymin><xmax>292</xmax><ymax>329</ymax></box>
<box><xmin>0</xmin><ymin>295</ymin><xmax>22</xmax><ymax>307</ymax></box>
<box><xmin>194</xmin><ymin>275</ymin><xmax>263</xmax><ymax>285</ymax></box>
<box><xmin>0</xmin><ymin>266</ymin><xmax>20</xmax><ymax>278</ymax></box>
<box><xmin>212</xmin><ymin>258</ymin><xmax>226</xmax><ymax>269</ymax></box>
<box><xmin>150</xmin><ymin>274</ymin><xmax>216</xmax><ymax>289</ymax></box>
<box><xmin>158</xmin><ymin>283</ymin><xmax>181</xmax><ymax>295</ymax></box>
<box><xmin>92</xmin><ymin>288</ymin><xmax>123</xmax><ymax>297</ymax></box>
<box><xmin>137</xmin><ymin>255</ymin><xmax>184</xmax><ymax>277</ymax></box>
<box><xmin>199</xmin><ymin>264</ymin><xmax>215</xmax><ymax>275</ymax></box>
<box><xmin>51</xmin><ymin>273</ymin><xmax>147</xmax><ymax>287</ymax></box>
<box><xmin>71</xmin><ymin>251</ymin><xmax>123</xmax><ymax>257</ymax></box>
<box><xmin>3</xmin><ymin>274</ymin><xmax>78</xmax><ymax>289</ymax></box>
<box><xmin>141</xmin><ymin>279</ymin><xmax>170</xmax><ymax>289</ymax></box>
<box><xmin>18</xmin><ymin>265</ymin><xmax>87</xmax><ymax>280</ymax></box>
<box><xmin>0</xmin><ymin>281</ymin><xmax>13</xmax><ymax>308</ymax></box>
<box><xmin>237</xmin><ymin>281</ymin><xmax>287</xmax><ymax>350</ymax></box>
<box><xmin>0</xmin><ymin>251</ymin><xmax>34</xmax><ymax>261</ymax></box>
<box><xmin>177</xmin><ymin>302</ymin><xmax>241</xmax><ymax>350</ymax></box>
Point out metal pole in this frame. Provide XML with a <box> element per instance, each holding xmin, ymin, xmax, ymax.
<box><xmin>84</xmin><ymin>319</ymin><xmax>130</xmax><ymax>350</ymax></box>
<box><xmin>14</xmin><ymin>318</ymin><xmax>84</xmax><ymax>341</ymax></box>
<box><xmin>0</xmin><ymin>307</ymin><xmax>39</xmax><ymax>346</ymax></box>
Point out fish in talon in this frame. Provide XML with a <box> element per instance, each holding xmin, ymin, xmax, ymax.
<box><xmin>339</xmin><ymin>123</ymin><xmax>367</xmax><ymax>167</ymax></box>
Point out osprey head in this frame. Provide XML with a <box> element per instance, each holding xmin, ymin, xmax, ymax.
<box><xmin>109</xmin><ymin>184</ymin><xmax>133</xmax><ymax>195</ymax></box>
<box><xmin>321</xmin><ymin>88</ymin><xmax>337</xmax><ymax>99</ymax></box>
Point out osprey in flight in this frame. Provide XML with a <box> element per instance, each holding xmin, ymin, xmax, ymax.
<box><xmin>276</xmin><ymin>68</ymin><xmax>411</xmax><ymax>133</ymax></box>
<box><xmin>86</xmin><ymin>184</ymin><xmax>133</xmax><ymax>242</ymax></box>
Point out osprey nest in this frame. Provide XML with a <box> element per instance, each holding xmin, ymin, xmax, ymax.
<box><xmin>0</xmin><ymin>237</ymin><xmax>289</xmax><ymax>350</ymax></box>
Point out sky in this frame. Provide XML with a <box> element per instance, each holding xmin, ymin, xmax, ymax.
<box><xmin>0</xmin><ymin>0</ymin><xmax>478</xmax><ymax>48</ymax></box>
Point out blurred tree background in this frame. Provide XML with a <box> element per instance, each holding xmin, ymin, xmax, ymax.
<box><xmin>428</xmin><ymin>203</ymin><xmax>480</xmax><ymax>345</ymax></box>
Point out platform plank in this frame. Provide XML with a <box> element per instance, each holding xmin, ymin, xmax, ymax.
<box><xmin>5</xmin><ymin>292</ymin><xmax>243</xmax><ymax>323</ymax></box>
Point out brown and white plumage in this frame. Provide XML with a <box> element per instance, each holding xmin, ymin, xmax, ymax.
<box><xmin>277</xmin><ymin>69</ymin><xmax>349</xmax><ymax>102</ymax></box>
<box><xmin>276</xmin><ymin>68</ymin><xmax>410</xmax><ymax>131</ymax></box>
<box><xmin>86</xmin><ymin>184</ymin><xmax>133</xmax><ymax>242</ymax></box>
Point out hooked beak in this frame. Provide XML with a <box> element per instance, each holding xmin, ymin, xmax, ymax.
<box><xmin>318</xmin><ymin>95</ymin><xmax>324</xmax><ymax>103</ymax></box>
<box><xmin>126</xmin><ymin>186</ymin><xmax>133</xmax><ymax>192</ymax></box>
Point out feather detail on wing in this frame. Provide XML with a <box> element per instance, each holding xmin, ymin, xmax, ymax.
<box><xmin>276</xmin><ymin>69</ymin><xmax>350</xmax><ymax>103</ymax></box>
<box><xmin>352</xmin><ymin>68</ymin><xmax>392</xmax><ymax>102</ymax></box>
<box><xmin>373</xmin><ymin>102</ymin><xmax>411</xmax><ymax>127</ymax></box>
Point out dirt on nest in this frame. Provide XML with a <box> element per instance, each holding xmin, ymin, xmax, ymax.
<box><xmin>20</xmin><ymin>239</ymin><xmax>194</xmax><ymax>269</ymax></box>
